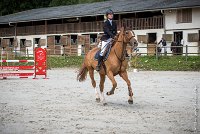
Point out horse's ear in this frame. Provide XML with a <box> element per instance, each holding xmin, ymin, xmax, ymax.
<box><xmin>120</xmin><ymin>27</ymin><xmax>124</xmax><ymax>32</ymax></box>
<box><xmin>123</xmin><ymin>22</ymin><xmax>127</xmax><ymax>31</ymax></box>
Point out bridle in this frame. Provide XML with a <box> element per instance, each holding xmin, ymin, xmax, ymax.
<box><xmin>114</xmin><ymin>30</ymin><xmax>135</xmax><ymax>62</ymax></box>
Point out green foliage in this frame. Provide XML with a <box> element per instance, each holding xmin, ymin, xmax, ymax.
<box><xmin>0</xmin><ymin>0</ymin><xmax>106</xmax><ymax>16</ymax></box>
<box><xmin>1</xmin><ymin>55</ymin><xmax>199</xmax><ymax>71</ymax></box>
<box><xmin>47</xmin><ymin>56</ymin><xmax>84</xmax><ymax>68</ymax></box>
<box><xmin>48</xmin><ymin>55</ymin><xmax>200</xmax><ymax>71</ymax></box>
<box><xmin>49</xmin><ymin>0</ymin><xmax>105</xmax><ymax>6</ymax></box>
<box><xmin>130</xmin><ymin>56</ymin><xmax>200</xmax><ymax>71</ymax></box>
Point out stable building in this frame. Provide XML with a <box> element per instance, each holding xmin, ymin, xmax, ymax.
<box><xmin>0</xmin><ymin>0</ymin><xmax>200</xmax><ymax>56</ymax></box>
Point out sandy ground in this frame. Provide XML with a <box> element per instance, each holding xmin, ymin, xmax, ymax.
<box><xmin>0</xmin><ymin>68</ymin><xmax>200</xmax><ymax>134</ymax></box>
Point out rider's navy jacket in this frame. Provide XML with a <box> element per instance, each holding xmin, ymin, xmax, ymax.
<box><xmin>101</xmin><ymin>19</ymin><xmax>117</xmax><ymax>41</ymax></box>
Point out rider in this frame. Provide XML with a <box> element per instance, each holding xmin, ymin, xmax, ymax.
<box><xmin>96</xmin><ymin>9</ymin><xmax>117</xmax><ymax>71</ymax></box>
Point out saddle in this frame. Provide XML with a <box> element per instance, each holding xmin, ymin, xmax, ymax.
<box><xmin>94</xmin><ymin>42</ymin><xmax>112</xmax><ymax>61</ymax></box>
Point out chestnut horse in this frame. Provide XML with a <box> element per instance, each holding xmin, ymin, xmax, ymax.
<box><xmin>77</xmin><ymin>27</ymin><xmax>138</xmax><ymax>105</ymax></box>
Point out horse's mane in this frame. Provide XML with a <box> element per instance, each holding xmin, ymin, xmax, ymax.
<box><xmin>112</xmin><ymin>31</ymin><xmax>121</xmax><ymax>47</ymax></box>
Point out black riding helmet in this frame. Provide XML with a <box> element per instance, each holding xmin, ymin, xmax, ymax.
<box><xmin>106</xmin><ymin>9</ymin><xmax>114</xmax><ymax>16</ymax></box>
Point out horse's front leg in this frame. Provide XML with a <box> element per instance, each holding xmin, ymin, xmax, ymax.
<box><xmin>119</xmin><ymin>71</ymin><xmax>134</xmax><ymax>104</ymax></box>
<box><xmin>99</xmin><ymin>74</ymin><xmax>106</xmax><ymax>105</ymax></box>
<box><xmin>106</xmin><ymin>71</ymin><xmax>117</xmax><ymax>96</ymax></box>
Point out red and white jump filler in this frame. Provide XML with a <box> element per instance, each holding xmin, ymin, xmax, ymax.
<box><xmin>0</xmin><ymin>48</ymin><xmax>47</xmax><ymax>79</ymax></box>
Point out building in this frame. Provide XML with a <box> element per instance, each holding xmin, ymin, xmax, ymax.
<box><xmin>0</xmin><ymin>0</ymin><xmax>200</xmax><ymax>56</ymax></box>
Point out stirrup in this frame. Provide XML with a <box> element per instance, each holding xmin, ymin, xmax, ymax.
<box><xmin>96</xmin><ymin>65</ymin><xmax>101</xmax><ymax>71</ymax></box>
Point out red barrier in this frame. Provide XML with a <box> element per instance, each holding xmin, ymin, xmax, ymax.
<box><xmin>0</xmin><ymin>66</ymin><xmax>34</xmax><ymax>70</ymax></box>
<box><xmin>0</xmin><ymin>48</ymin><xmax>47</xmax><ymax>79</ymax></box>
<box><xmin>34</xmin><ymin>48</ymin><xmax>47</xmax><ymax>79</ymax></box>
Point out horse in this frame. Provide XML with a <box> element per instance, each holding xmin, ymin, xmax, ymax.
<box><xmin>77</xmin><ymin>27</ymin><xmax>138</xmax><ymax>105</ymax></box>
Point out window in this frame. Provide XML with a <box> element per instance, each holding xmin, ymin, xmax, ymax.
<box><xmin>147</xmin><ymin>33</ymin><xmax>157</xmax><ymax>43</ymax></box>
<box><xmin>177</xmin><ymin>8</ymin><xmax>192</xmax><ymax>23</ymax></box>
<box><xmin>162</xmin><ymin>34</ymin><xmax>173</xmax><ymax>42</ymax></box>
<box><xmin>9</xmin><ymin>38</ymin><xmax>14</xmax><ymax>47</ymax></box>
<box><xmin>90</xmin><ymin>34</ymin><xmax>97</xmax><ymax>44</ymax></box>
<box><xmin>34</xmin><ymin>38</ymin><xmax>40</xmax><ymax>44</ymax></box>
<box><xmin>71</xmin><ymin>35</ymin><xmax>77</xmax><ymax>45</ymax></box>
<box><xmin>137</xmin><ymin>35</ymin><xmax>147</xmax><ymax>44</ymax></box>
<box><xmin>3</xmin><ymin>38</ymin><xmax>14</xmax><ymax>47</ymax></box>
<box><xmin>55</xmin><ymin>36</ymin><xmax>61</xmax><ymax>45</ymax></box>
<box><xmin>34</xmin><ymin>38</ymin><xmax>40</xmax><ymax>47</ymax></box>
<box><xmin>20</xmin><ymin>39</ymin><xmax>26</xmax><ymax>48</ymax></box>
<box><xmin>188</xmin><ymin>33</ymin><xmax>199</xmax><ymax>42</ymax></box>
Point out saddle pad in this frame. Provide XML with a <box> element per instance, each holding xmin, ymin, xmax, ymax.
<box><xmin>94</xmin><ymin>44</ymin><xmax>112</xmax><ymax>61</ymax></box>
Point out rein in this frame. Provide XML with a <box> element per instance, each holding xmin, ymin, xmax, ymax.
<box><xmin>112</xmin><ymin>33</ymin><xmax>134</xmax><ymax>71</ymax></box>
<box><xmin>113</xmin><ymin>33</ymin><xmax>134</xmax><ymax>62</ymax></box>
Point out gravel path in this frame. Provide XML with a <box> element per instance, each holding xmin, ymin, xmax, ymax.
<box><xmin>0</xmin><ymin>69</ymin><xmax>200</xmax><ymax>134</ymax></box>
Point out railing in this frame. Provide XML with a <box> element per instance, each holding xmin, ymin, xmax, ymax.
<box><xmin>0</xmin><ymin>16</ymin><xmax>163</xmax><ymax>37</ymax></box>
<box><xmin>1</xmin><ymin>45</ymin><xmax>199</xmax><ymax>70</ymax></box>
<box><xmin>136</xmin><ymin>45</ymin><xmax>200</xmax><ymax>61</ymax></box>
<box><xmin>1</xmin><ymin>45</ymin><xmax>199</xmax><ymax>59</ymax></box>
<box><xmin>123</xmin><ymin>16</ymin><xmax>163</xmax><ymax>30</ymax></box>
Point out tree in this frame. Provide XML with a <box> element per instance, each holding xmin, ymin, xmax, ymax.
<box><xmin>0</xmin><ymin>0</ymin><xmax>107</xmax><ymax>16</ymax></box>
<box><xmin>0</xmin><ymin>0</ymin><xmax>51</xmax><ymax>16</ymax></box>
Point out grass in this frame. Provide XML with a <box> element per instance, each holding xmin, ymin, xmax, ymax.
<box><xmin>47</xmin><ymin>56</ymin><xmax>84</xmax><ymax>68</ymax></box>
<box><xmin>130</xmin><ymin>56</ymin><xmax>200</xmax><ymax>71</ymax></box>
<box><xmin>1</xmin><ymin>55</ymin><xmax>200</xmax><ymax>71</ymax></box>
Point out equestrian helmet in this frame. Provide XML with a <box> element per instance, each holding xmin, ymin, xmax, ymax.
<box><xmin>106</xmin><ymin>9</ymin><xmax>114</xmax><ymax>16</ymax></box>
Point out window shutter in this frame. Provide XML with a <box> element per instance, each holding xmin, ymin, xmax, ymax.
<box><xmin>162</xmin><ymin>34</ymin><xmax>173</xmax><ymax>42</ymax></box>
<box><xmin>177</xmin><ymin>8</ymin><xmax>192</xmax><ymax>23</ymax></box>
<box><xmin>188</xmin><ymin>33</ymin><xmax>199</xmax><ymax>42</ymax></box>
<box><xmin>137</xmin><ymin>35</ymin><xmax>148</xmax><ymax>44</ymax></box>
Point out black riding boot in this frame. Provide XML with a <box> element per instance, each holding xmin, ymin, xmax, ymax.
<box><xmin>96</xmin><ymin>55</ymin><xmax>103</xmax><ymax>71</ymax></box>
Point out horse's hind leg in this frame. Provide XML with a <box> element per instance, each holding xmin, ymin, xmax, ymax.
<box><xmin>99</xmin><ymin>74</ymin><xmax>106</xmax><ymax>105</ymax></box>
<box><xmin>88</xmin><ymin>68</ymin><xmax>100</xmax><ymax>102</ymax></box>
<box><xmin>119</xmin><ymin>71</ymin><xmax>133</xmax><ymax>104</ymax></box>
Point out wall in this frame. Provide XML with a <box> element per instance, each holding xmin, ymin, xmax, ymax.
<box><xmin>16</xmin><ymin>35</ymin><xmax>47</xmax><ymax>56</ymax></box>
<box><xmin>134</xmin><ymin>29</ymin><xmax>165</xmax><ymax>55</ymax></box>
<box><xmin>165</xmin><ymin>7</ymin><xmax>200</xmax><ymax>55</ymax></box>
<box><xmin>165</xmin><ymin>29</ymin><xmax>199</xmax><ymax>55</ymax></box>
<box><xmin>165</xmin><ymin>7</ymin><xmax>200</xmax><ymax>30</ymax></box>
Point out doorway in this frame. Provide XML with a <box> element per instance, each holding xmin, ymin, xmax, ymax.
<box><xmin>174</xmin><ymin>31</ymin><xmax>183</xmax><ymax>55</ymax></box>
<box><xmin>148</xmin><ymin>33</ymin><xmax>157</xmax><ymax>43</ymax></box>
<box><xmin>71</xmin><ymin>35</ymin><xmax>78</xmax><ymax>45</ymax></box>
<box><xmin>34</xmin><ymin>38</ymin><xmax>40</xmax><ymax>48</ymax></box>
<box><xmin>147</xmin><ymin>33</ymin><xmax>157</xmax><ymax>55</ymax></box>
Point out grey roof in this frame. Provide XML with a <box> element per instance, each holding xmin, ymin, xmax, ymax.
<box><xmin>0</xmin><ymin>0</ymin><xmax>200</xmax><ymax>24</ymax></box>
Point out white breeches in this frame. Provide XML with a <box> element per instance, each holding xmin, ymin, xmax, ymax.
<box><xmin>99</xmin><ymin>38</ymin><xmax>112</xmax><ymax>56</ymax></box>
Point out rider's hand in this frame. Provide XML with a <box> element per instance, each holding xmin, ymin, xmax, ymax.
<box><xmin>113</xmin><ymin>36</ymin><xmax>117</xmax><ymax>41</ymax></box>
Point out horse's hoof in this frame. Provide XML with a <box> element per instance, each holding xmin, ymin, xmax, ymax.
<box><xmin>96</xmin><ymin>98</ymin><xmax>100</xmax><ymax>103</ymax></box>
<box><xmin>106</xmin><ymin>91</ymin><xmax>114</xmax><ymax>96</ymax></box>
<box><xmin>103</xmin><ymin>102</ymin><xmax>107</xmax><ymax>106</ymax></box>
<box><xmin>128</xmin><ymin>100</ymin><xmax>133</xmax><ymax>104</ymax></box>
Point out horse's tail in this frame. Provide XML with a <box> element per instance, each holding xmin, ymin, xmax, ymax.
<box><xmin>77</xmin><ymin>62</ymin><xmax>88</xmax><ymax>82</ymax></box>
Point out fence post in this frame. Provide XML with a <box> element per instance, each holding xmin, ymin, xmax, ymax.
<box><xmin>27</xmin><ymin>48</ymin><xmax>29</xmax><ymax>58</ymax></box>
<box><xmin>186</xmin><ymin>45</ymin><xmax>188</xmax><ymax>61</ymax></box>
<box><xmin>47</xmin><ymin>49</ymin><xmax>51</xmax><ymax>70</ymax></box>
<box><xmin>156</xmin><ymin>45</ymin><xmax>158</xmax><ymax>61</ymax></box>
<box><xmin>63</xmin><ymin>46</ymin><xmax>66</xmax><ymax>60</ymax></box>
<box><xmin>0</xmin><ymin>48</ymin><xmax>2</xmax><ymax>67</ymax></box>
<box><xmin>6</xmin><ymin>49</ymin><xmax>8</xmax><ymax>66</ymax></box>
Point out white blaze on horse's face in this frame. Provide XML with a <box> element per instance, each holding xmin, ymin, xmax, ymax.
<box><xmin>129</xmin><ymin>30</ymin><xmax>138</xmax><ymax>49</ymax></box>
<box><xmin>131</xmin><ymin>30</ymin><xmax>135</xmax><ymax>37</ymax></box>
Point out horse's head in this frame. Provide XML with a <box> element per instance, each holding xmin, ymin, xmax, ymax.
<box><xmin>124</xmin><ymin>30</ymin><xmax>138</xmax><ymax>51</ymax></box>
<box><xmin>117</xmin><ymin>27</ymin><xmax>138</xmax><ymax>50</ymax></box>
